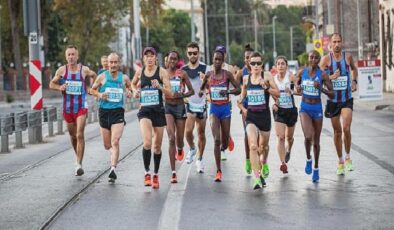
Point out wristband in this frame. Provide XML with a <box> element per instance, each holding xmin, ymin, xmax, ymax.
<box><xmin>227</xmin><ymin>89</ymin><xmax>232</xmax><ymax>94</ymax></box>
<box><xmin>353</xmin><ymin>79</ymin><xmax>358</xmax><ymax>84</ymax></box>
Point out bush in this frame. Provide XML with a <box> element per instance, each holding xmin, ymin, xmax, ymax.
<box><xmin>6</xmin><ymin>94</ymin><xmax>14</xmax><ymax>103</ymax></box>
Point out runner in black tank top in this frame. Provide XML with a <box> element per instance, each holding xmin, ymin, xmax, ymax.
<box><xmin>131</xmin><ymin>47</ymin><xmax>173</xmax><ymax>189</ymax></box>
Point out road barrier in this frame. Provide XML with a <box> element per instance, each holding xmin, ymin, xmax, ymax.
<box><xmin>14</xmin><ymin>111</ymin><xmax>28</xmax><ymax>148</ymax></box>
<box><xmin>0</xmin><ymin>114</ymin><xmax>14</xmax><ymax>153</ymax></box>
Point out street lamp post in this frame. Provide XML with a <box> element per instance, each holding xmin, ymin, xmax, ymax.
<box><xmin>272</xmin><ymin>15</ymin><xmax>277</xmax><ymax>60</ymax></box>
<box><xmin>290</xmin><ymin>26</ymin><xmax>294</xmax><ymax>60</ymax></box>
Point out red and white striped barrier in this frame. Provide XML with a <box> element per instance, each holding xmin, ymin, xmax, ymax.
<box><xmin>29</xmin><ymin>60</ymin><xmax>43</xmax><ymax>110</ymax></box>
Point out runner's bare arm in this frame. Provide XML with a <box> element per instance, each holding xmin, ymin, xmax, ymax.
<box><xmin>199</xmin><ymin>72</ymin><xmax>209</xmax><ymax>97</ymax></box>
<box><xmin>158</xmin><ymin>67</ymin><xmax>174</xmax><ymax>98</ymax></box>
<box><xmin>347</xmin><ymin>54</ymin><xmax>358</xmax><ymax>92</ymax></box>
<box><xmin>123</xmin><ymin>75</ymin><xmax>133</xmax><ymax>98</ymax></box>
<box><xmin>227</xmin><ymin>71</ymin><xmax>241</xmax><ymax>95</ymax></box>
<box><xmin>131</xmin><ymin>69</ymin><xmax>141</xmax><ymax>97</ymax></box>
<box><xmin>182</xmin><ymin>71</ymin><xmax>195</xmax><ymax>98</ymax></box>
<box><xmin>321</xmin><ymin>72</ymin><xmax>334</xmax><ymax>99</ymax></box>
<box><xmin>293</xmin><ymin>68</ymin><xmax>304</xmax><ymax>95</ymax></box>
<box><xmin>265</xmin><ymin>73</ymin><xmax>280</xmax><ymax>97</ymax></box>
<box><xmin>90</xmin><ymin>74</ymin><xmax>105</xmax><ymax>99</ymax></box>
<box><xmin>236</xmin><ymin>79</ymin><xmax>247</xmax><ymax>113</ymax></box>
<box><xmin>49</xmin><ymin>66</ymin><xmax>66</xmax><ymax>91</ymax></box>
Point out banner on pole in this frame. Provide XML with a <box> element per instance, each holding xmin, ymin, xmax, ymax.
<box><xmin>357</xmin><ymin>60</ymin><xmax>383</xmax><ymax>101</ymax></box>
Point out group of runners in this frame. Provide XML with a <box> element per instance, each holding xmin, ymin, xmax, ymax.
<box><xmin>49</xmin><ymin>32</ymin><xmax>357</xmax><ymax>190</ymax></box>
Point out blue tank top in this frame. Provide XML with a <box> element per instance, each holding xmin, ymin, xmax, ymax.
<box><xmin>99</xmin><ymin>71</ymin><xmax>124</xmax><ymax>109</ymax></box>
<box><xmin>246</xmin><ymin>75</ymin><xmax>269</xmax><ymax>112</ymax></box>
<box><xmin>301</xmin><ymin>68</ymin><xmax>322</xmax><ymax>100</ymax></box>
<box><xmin>328</xmin><ymin>52</ymin><xmax>352</xmax><ymax>103</ymax></box>
<box><xmin>241</xmin><ymin>67</ymin><xmax>250</xmax><ymax>108</ymax></box>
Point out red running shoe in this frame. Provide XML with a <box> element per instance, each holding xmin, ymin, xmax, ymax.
<box><xmin>228</xmin><ymin>136</ymin><xmax>234</xmax><ymax>152</ymax></box>
<box><xmin>144</xmin><ymin>174</ymin><xmax>152</xmax><ymax>186</ymax></box>
<box><xmin>152</xmin><ymin>175</ymin><xmax>160</xmax><ymax>189</ymax></box>
<box><xmin>214</xmin><ymin>170</ymin><xmax>222</xmax><ymax>182</ymax></box>
<box><xmin>176</xmin><ymin>149</ymin><xmax>185</xmax><ymax>161</ymax></box>
<box><xmin>280</xmin><ymin>163</ymin><xmax>288</xmax><ymax>174</ymax></box>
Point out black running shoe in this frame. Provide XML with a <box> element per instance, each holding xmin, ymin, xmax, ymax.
<box><xmin>260</xmin><ymin>176</ymin><xmax>267</xmax><ymax>187</ymax></box>
<box><xmin>285</xmin><ymin>151</ymin><xmax>291</xmax><ymax>163</ymax></box>
<box><xmin>108</xmin><ymin>170</ymin><xmax>117</xmax><ymax>183</ymax></box>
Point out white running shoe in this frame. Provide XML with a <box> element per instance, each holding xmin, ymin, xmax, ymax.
<box><xmin>196</xmin><ymin>159</ymin><xmax>205</xmax><ymax>173</ymax></box>
<box><xmin>186</xmin><ymin>148</ymin><xmax>197</xmax><ymax>164</ymax></box>
<box><xmin>221</xmin><ymin>150</ymin><xmax>227</xmax><ymax>161</ymax></box>
<box><xmin>75</xmin><ymin>165</ymin><xmax>84</xmax><ymax>176</ymax></box>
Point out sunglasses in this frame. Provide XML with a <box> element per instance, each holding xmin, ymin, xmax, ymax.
<box><xmin>250</xmin><ymin>61</ymin><xmax>263</xmax><ymax>66</ymax></box>
<box><xmin>187</xmin><ymin>51</ymin><xmax>198</xmax><ymax>56</ymax></box>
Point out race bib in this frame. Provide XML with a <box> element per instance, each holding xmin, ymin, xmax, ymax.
<box><xmin>332</xmin><ymin>76</ymin><xmax>348</xmax><ymax>91</ymax></box>
<box><xmin>170</xmin><ymin>78</ymin><xmax>181</xmax><ymax>93</ymax></box>
<box><xmin>279</xmin><ymin>92</ymin><xmax>293</xmax><ymax>108</ymax></box>
<box><xmin>105</xmin><ymin>87</ymin><xmax>123</xmax><ymax>103</ymax></box>
<box><xmin>140</xmin><ymin>89</ymin><xmax>160</xmax><ymax>106</ymax></box>
<box><xmin>65</xmin><ymin>80</ymin><xmax>82</xmax><ymax>95</ymax></box>
<box><xmin>210</xmin><ymin>86</ymin><xmax>227</xmax><ymax>101</ymax></box>
<box><xmin>247</xmin><ymin>89</ymin><xmax>265</xmax><ymax>106</ymax></box>
<box><xmin>188</xmin><ymin>102</ymin><xmax>205</xmax><ymax>113</ymax></box>
<box><xmin>302</xmin><ymin>80</ymin><xmax>319</xmax><ymax>96</ymax></box>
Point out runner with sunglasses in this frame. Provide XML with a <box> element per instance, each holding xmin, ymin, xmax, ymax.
<box><xmin>294</xmin><ymin>50</ymin><xmax>334</xmax><ymax>183</ymax></box>
<box><xmin>199</xmin><ymin>49</ymin><xmax>241</xmax><ymax>182</ymax></box>
<box><xmin>183</xmin><ymin>42</ymin><xmax>208</xmax><ymax>173</ymax></box>
<box><xmin>164</xmin><ymin>50</ymin><xmax>194</xmax><ymax>183</ymax></box>
<box><xmin>237</xmin><ymin>52</ymin><xmax>279</xmax><ymax>189</ymax></box>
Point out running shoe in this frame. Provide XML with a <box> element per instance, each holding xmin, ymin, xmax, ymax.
<box><xmin>245</xmin><ymin>159</ymin><xmax>252</xmax><ymax>175</ymax></box>
<box><xmin>186</xmin><ymin>148</ymin><xmax>197</xmax><ymax>164</ymax></box>
<box><xmin>108</xmin><ymin>169</ymin><xmax>117</xmax><ymax>183</ymax></box>
<box><xmin>345</xmin><ymin>158</ymin><xmax>354</xmax><ymax>171</ymax></box>
<box><xmin>280</xmin><ymin>163</ymin><xmax>288</xmax><ymax>174</ymax></box>
<box><xmin>196</xmin><ymin>159</ymin><xmax>204</xmax><ymax>173</ymax></box>
<box><xmin>305</xmin><ymin>159</ymin><xmax>312</xmax><ymax>175</ymax></box>
<box><xmin>253</xmin><ymin>177</ymin><xmax>262</xmax><ymax>190</ymax></box>
<box><xmin>262</xmin><ymin>163</ymin><xmax>270</xmax><ymax>178</ymax></box>
<box><xmin>214</xmin><ymin>170</ymin><xmax>222</xmax><ymax>182</ymax></box>
<box><xmin>285</xmin><ymin>151</ymin><xmax>291</xmax><ymax>163</ymax></box>
<box><xmin>176</xmin><ymin>149</ymin><xmax>185</xmax><ymax>161</ymax></box>
<box><xmin>312</xmin><ymin>169</ymin><xmax>319</xmax><ymax>183</ymax></box>
<box><xmin>260</xmin><ymin>175</ymin><xmax>267</xmax><ymax>187</ymax></box>
<box><xmin>228</xmin><ymin>136</ymin><xmax>234</xmax><ymax>151</ymax></box>
<box><xmin>221</xmin><ymin>150</ymin><xmax>227</xmax><ymax>161</ymax></box>
<box><xmin>75</xmin><ymin>166</ymin><xmax>84</xmax><ymax>176</ymax></box>
<box><xmin>336</xmin><ymin>163</ymin><xmax>345</xmax><ymax>175</ymax></box>
<box><xmin>171</xmin><ymin>173</ymin><xmax>178</xmax><ymax>183</ymax></box>
<box><xmin>152</xmin><ymin>175</ymin><xmax>159</xmax><ymax>189</ymax></box>
<box><xmin>144</xmin><ymin>174</ymin><xmax>152</xmax><ymax>186</ymax></box>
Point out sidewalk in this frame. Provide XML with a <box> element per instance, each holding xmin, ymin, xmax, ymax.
<box><xmin>353</xmin><ymin>92</ymin><xmax>394</xmax><ymax>111</ymax></box>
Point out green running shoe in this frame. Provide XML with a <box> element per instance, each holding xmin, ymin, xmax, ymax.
<box><xmin>345</xmin><ymin>159</ymin><xmax>354</xmax><ymax>171</ymax></box>
<box><xmin>253</xmin><ymin>177</ymin><xmax>262</xmax><ymax>190</ymax></box>
<box><xmin>245</xmin><ymin>159</ymin><xmax>252</xmax><ymax>175</ymax></box>
<box><xmin>336</xmin><ymin>163</ymin><xmax>345</xmax><ymax>175</ymax></box>
<box><xmin>262</xmin><ymin>163</ymin><xmax>270</xmax><ymax>178</ymax></box>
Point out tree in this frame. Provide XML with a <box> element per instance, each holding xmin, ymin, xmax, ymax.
<box><xmin>7</xmin><ymin>0</ymin><xmax>23</xmax><ymax>84</ymax></box>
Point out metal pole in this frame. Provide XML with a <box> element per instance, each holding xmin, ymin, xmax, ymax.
<box><xmin>327</xmin><ymin>0</ymin><xmax>331</xmax><ymax>24</ymax></box>
<box><xmin>204</xmin><ymin>0</ymin><xmax>210</xmax><ymax>64</ymax></box>
<box><xmin>191</xmin><ymin>0</ymin><xmax>195</xmax><ymax>42</ymax></box>
<box><xmin>273</xmin><ymin>16</ymin><xmax>277</xmax><ymax>60</ymax></box>
<box><xmin>225</xmin><ymin>0</ymin><xmax>230</xmax><ymax>63</ymax></box>
<box><xmin>254</xmin><ymin>9</ymin><xmax>258</xmax><ymax>50</ymax></box>
<box><xmin>290</xmin><ymin>26</ymin><xmax>293</xmax><ymax>60</ymax></box>
<box><xmin>0</xmin><ymin>4</ymin><xmax>2</xmax><ymax>72</ymax></box>
<box><xmin>315</xmin><ymin>0</ymin><xmax>319</xmax><ymax>39</ymax></box>
<box><xmin>357</xmin><ymin>0</ymin><xmax>362</xmax><ymax>59</ymax></box>
<box><xmin>133</xmin><ymin>0</ymin><xmax>141</xmax><ymax>59</ymax></box>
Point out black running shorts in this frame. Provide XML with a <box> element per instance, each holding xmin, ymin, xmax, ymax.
<box><xmin>99</xmin><ymin>108</ymin><xmax>125</xmax><ymax>130</ymax></box>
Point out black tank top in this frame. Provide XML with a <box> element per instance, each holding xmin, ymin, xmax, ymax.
<box><xmin>140</xmin><ymin>66</ymin><xmax>163</xmax><ymax>108</ymax></box>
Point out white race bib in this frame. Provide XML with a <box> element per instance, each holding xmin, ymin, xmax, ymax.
<box><xmin>302</xmin><ymin>80</ymin><xmax>319</xmax><ymax>96</ymax></box>
<box><xmin>188</xmin><ymin>102</ymin><xmax>205</xmax><ymax>113</ymax></box>
<box><xmin>210</xmin><ymin>86</ymin><xmax>227</xmax><ymax>101</ymax></box>
<box><xmin>65</xmin><ymin>80</ymin><xmax>82</xmax><ymax>95</ymax></box>
<box><xmin>247</xmin><ymin>89</ymin><xmax>265</xmax><ymax>106</ymax></box>
<box><xmin>332</xmin><ymin>76</ymin><xmax>348</xmax><ymax>91</ymax></box>
<box><xmin>170</xmin><ymin>78</ymin><xmax>181</xmax><ymax>93</ymax></box>
<box><xmin>279</xmin><ymin>92</ymin><xmax>293</xmax><ymax>108</ymax></box>
<box><xmin>105</xmin><ymin>87</ymin><xmax>123</xmax><ymax>102</ymax></box>
<box><xmin>140</xmin><ymin>89</ymin><xmax>160</xmax><ymax>106</ymax></box>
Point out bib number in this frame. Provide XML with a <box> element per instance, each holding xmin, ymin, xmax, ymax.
<box><xmin>140</xmin><ymin>89</ymin><xmax>160</xmax><ymax>106</ymax></box>
<box><xmin>188</xmin><ymin>102</ymin><xmax>205</xmax><ymax>113</ymax></box>
<box><xmin>65</xmin><ymin>80</ymin><xmax>82</xmax><ymax>95</ymax></box>
<box><xmin>302</xmin><ymin>80</ymin><xmax>319</xmax><ymax>96</ymax></box>
<box><xmin>105</xmin><ymin>88</ymin><xmax>123</xmax><ymax>102</ymax></box>
<box><xmin>210</xmin><ymin>86</ymin><xmax>227</xmax><ymax>101</ymax></box>
<box><xmin>247</xmin><ymin>89</ymin><xmax>265</xmax><ymax>106</ymax></box>
<box><xmin>332</xmin><ymin>76</ymin><xmax>348</xmax><ymax>91</ymax></box>
<box><xmin>170</xmin><ymin>78</ymin><xmax>181</xmax><ymax>93</ymax></box>
<box><xmin>279</xmin><ymin>92</ymin><xmax>293</xmax><ymax>108</ymax></box>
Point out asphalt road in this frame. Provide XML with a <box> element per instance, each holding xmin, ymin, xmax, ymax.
<box><xmin>0</xmin><ymin>98</ymin><xmax>393</xmax><ymax>230</ymax></box>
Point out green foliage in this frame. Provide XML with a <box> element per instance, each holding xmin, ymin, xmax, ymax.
<box><xmin>141</xmin><ymin>9</ymin><xmax>192</xmax><ymax>60</ymax></box>
<box><xmin>297</xmin><ymin>52</ymin><xmax>308</xmax><ymax>66</ymax></box>
<box><xmin>229</xmin><ymin>41</ymin><xmax>244</xmax><ymax>67</ymax></box>
<box><xmin>6</xmin><ymin>93</ymin><xmax>14</xmax><ymax>103</ymax></box>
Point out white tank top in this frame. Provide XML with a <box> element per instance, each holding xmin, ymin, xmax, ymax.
<box><xmin>274</xmin><ymin>72</ymin><xmax>294</xmax><ymax>109</ymax></box>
